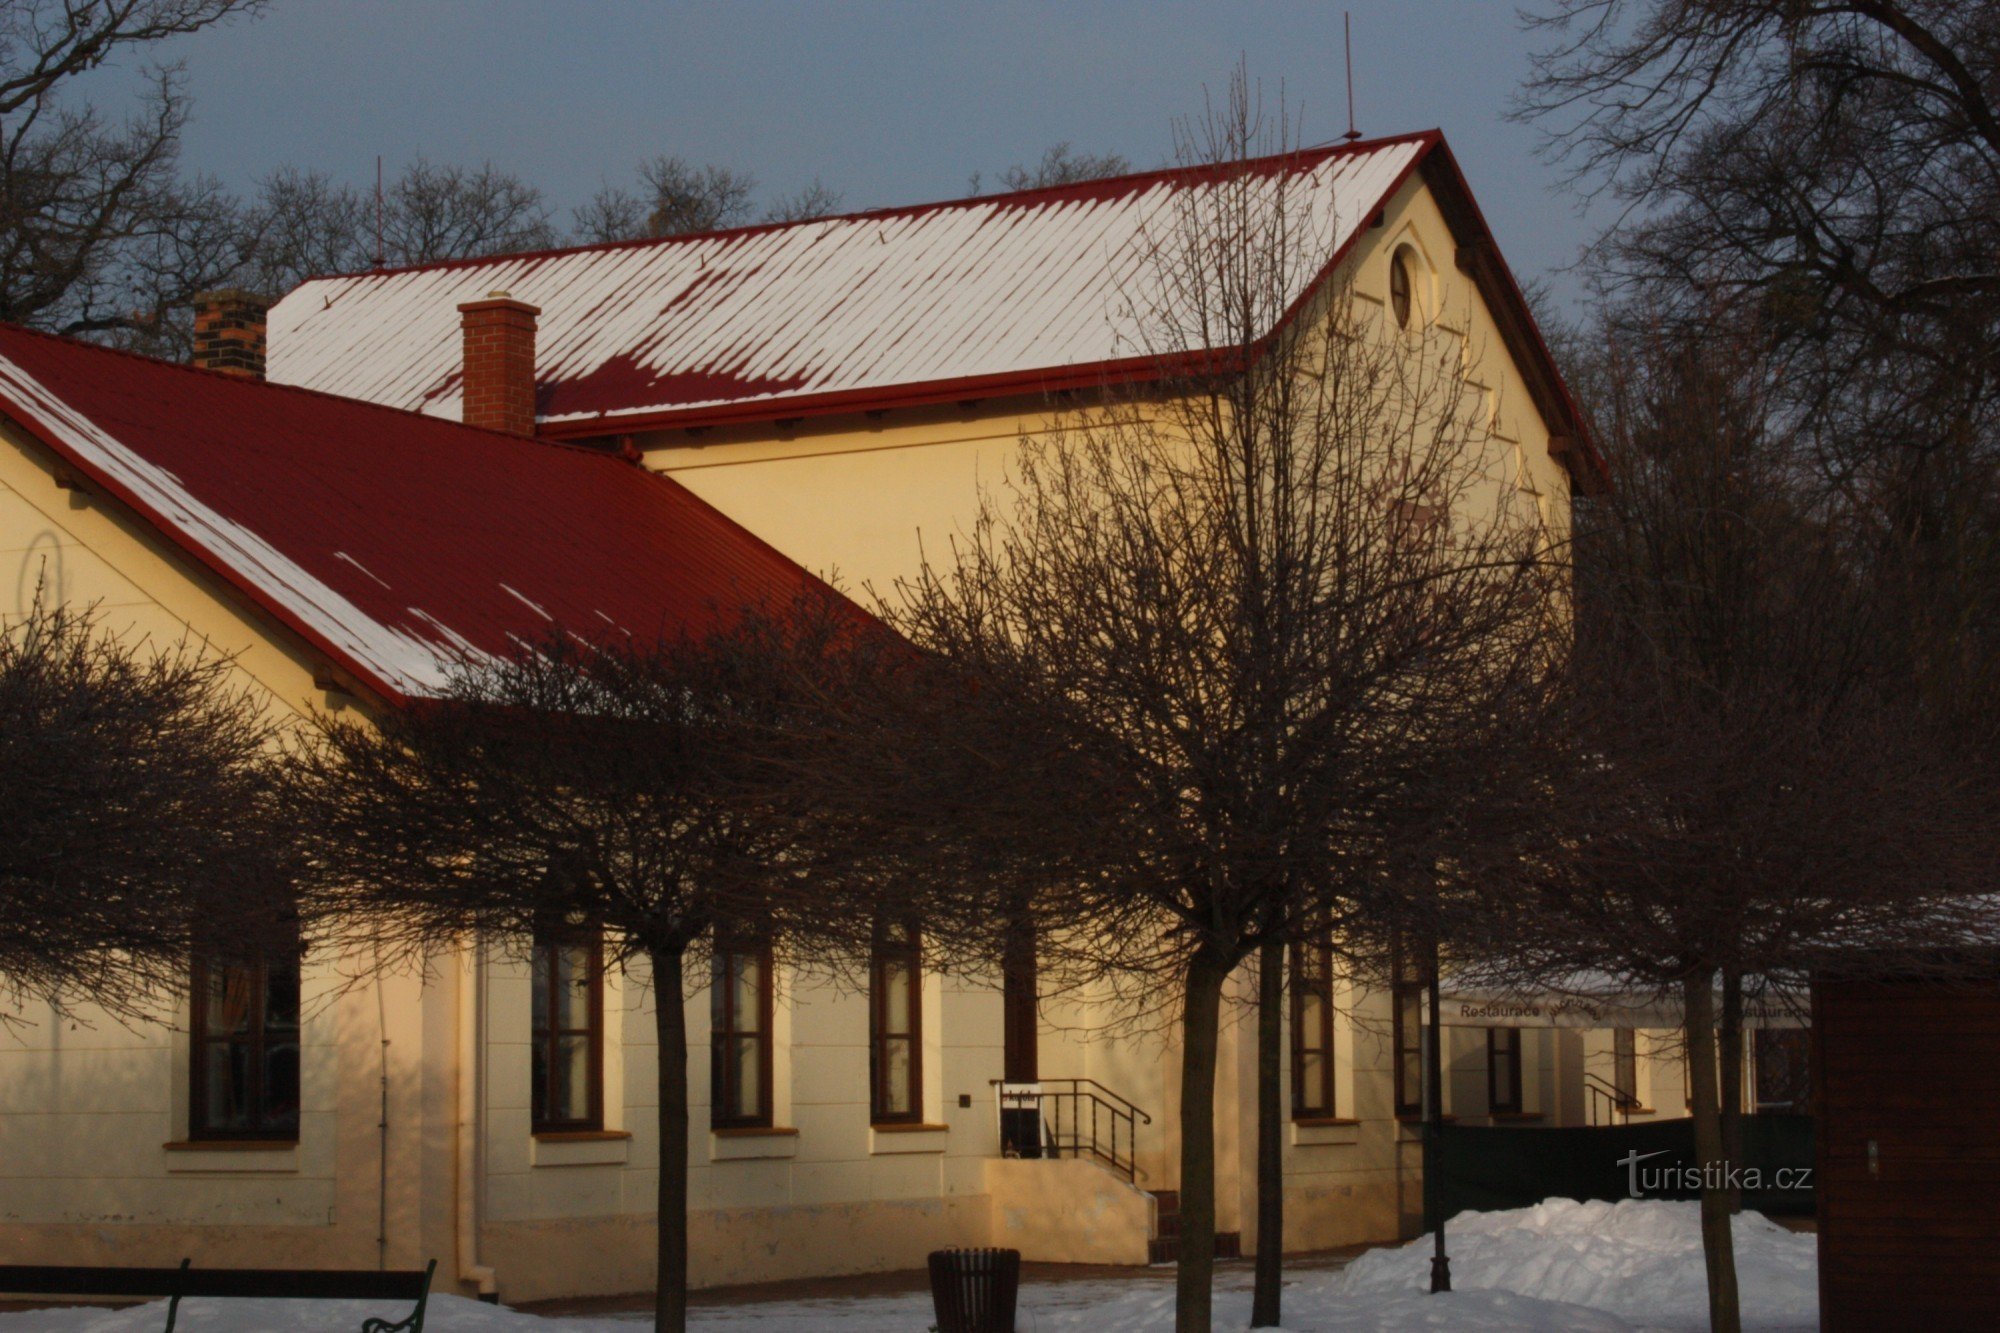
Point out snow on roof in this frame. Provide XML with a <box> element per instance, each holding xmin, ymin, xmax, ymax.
<box><xmin>0</xmin><ymin>326</ymin><xmax>834</xmax><ymax>703</ymax></box>
<box><xmin>267</xmin><ymin>135</ymin><xmax>1435</xmax><ymax>435</ymax></box>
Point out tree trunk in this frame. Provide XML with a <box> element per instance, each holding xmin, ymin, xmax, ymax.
<box><xmin>1175</xmin><ymin>947</ymin><xmax>1232</xmax><ymax>1333</ymax></box>
<box><xmin>1251</xmin><ymin>940</ymin><xmax>1284</xmax><ymax>1327</ymax></box>
<box><xmin>651</xmin><ymin>947</ymin><xmax>689</xmax><ymax>1333</ymax></box>
<box><xmin>1719</xmin><ymin>969</ymin><xmax>1744</xmax><ymax>1216</ymax></box>
<box><xmin>1684</xmin><ymin>971</ymin><xmax>1741</xmax><ymax>1333</ymax></box>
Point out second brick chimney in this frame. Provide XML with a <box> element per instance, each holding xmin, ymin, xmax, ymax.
<box><xmin>458</xmin><ymin>292</ymin><xmax>540</xmax><ymax>436</ymax></box>
<box><xmin>192</xmin><ymin>289</ymin><xmax>268</xmax><ymax>378</ymax></box>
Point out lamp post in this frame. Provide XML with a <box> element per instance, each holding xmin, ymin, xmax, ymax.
<box><xmin>1426</xmin><ymin>942</ymin><xmax>1452</xmax><ymax>1293</ymax></box>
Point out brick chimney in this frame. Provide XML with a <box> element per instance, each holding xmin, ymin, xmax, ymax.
<box><xmin>192</xmin><ymin>289</ymin><xmax>268</xmax><ymax>378</ymax></box>
<box><xmin>458</xmin><ymin>292</ymin><xmax>541</xmax><ymax>436</ymax></box>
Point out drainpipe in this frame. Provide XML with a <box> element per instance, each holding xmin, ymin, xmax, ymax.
<box><xmin>457</xmin><ymin>937</ymin><xmax>499</xmax><ymax>1300</ymax></box>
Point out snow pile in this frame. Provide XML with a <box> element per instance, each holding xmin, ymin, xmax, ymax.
<box><xmin>0</xmin><ymin>1201</ymin><xmax>1818</xmax><ymax>1331</ymax></box>
<box><xmin>1336</xmin><ymin>1198</ymin><xmax>1819</xmax><ymax>1332</ymax></box>
<box><xmin>1036</xmin><ymin>1284</ymin><xmax>1636</xmax><ymax>1331</ymax></box>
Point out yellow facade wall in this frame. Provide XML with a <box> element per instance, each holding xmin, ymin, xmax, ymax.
<box><xmin>0</xmin><ymin>166</ymin><xmax>1582</xmax><ymax>1297</ymax></box>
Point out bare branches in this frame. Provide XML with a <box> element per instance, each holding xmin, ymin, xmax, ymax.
<box><xmin>292</xmin><ymin>593</ymin><xmax>882</xmax><ymax>980</ymax></box>
<box><xmin>853</xmin><ymin>67</ymin><xmax>1565</xmax><ymax>1331</ymax></box>
<box><xmin>969</xmin><ymin>142</ymin><xmax>1132</xmax><ymax>195</ymax></box>
<box><xmin>0</xmin><ymin>593</ymin><xmax>292</xmax><ymax>1020</ymax></box>
<box><xmin>0</xmin><ymin>3</ymin><xmax>263</xmax><ymax>346</ymax></box>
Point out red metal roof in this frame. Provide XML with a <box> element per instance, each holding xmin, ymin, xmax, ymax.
<box><xmin>268</xmin><ymin>135</ymin><xmax>1436</xmax><ymax>434</ymax></box>
<box><xmin>0</xmin><ymin>324</ymin><xmax>838</xmax><ymax>703</ymax></box>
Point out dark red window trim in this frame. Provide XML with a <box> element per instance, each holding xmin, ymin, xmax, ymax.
<box><xmin>531</xmin><ymin>926</ymin><xmax>604</xmax><ymax>1134</ymax></box>
<box><xmin>711</xmin><ymin>937</ymin><xmax>774</xmax><ymax>1130</ymax></box>
<box><xmin>189</xmin><ymin>948</ymin><xmax>301</xmax><ymax>1142</ymax></box>
<box><xmin>870</xmin><ymin>921</ymin><xmax>923</xmax><ymax>1125</ymax></box>
<box><xmin>1391</xmin><ymin>938</ymin><xmax>1428</xmax><ymax>1119</ymax></box>
<box><xmin>1291</xmin><ymin>940</ymin><xmax>1337</xmax><ymax>1119</ymax></box>
<box><xmin>1487</xmin><ymin>1027</ymin><xmax>1522</xmax><ymax>1114</ymax></box>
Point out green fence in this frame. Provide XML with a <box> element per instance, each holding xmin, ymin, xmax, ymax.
<box><xmin>1431</xmin><ymin>1114</ymin><xmax>1815</xmax><ymax>1225</ymax></box>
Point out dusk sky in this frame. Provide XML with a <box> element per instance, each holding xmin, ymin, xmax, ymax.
<box><xmin>94</xmin><ymin>1</ymin><xmax>1602</xmax><ymax>307</ymax></box>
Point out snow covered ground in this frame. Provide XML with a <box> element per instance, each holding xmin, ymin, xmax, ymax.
<box><xmin>0</xmin><ymin>1199</ymin><xmax>1818</xmax><ymax>1331</ymax></box>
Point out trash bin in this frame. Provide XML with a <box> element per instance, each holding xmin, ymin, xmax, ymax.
<box><xmin>927</xmin><ymin>1247</ymin><xmax>1020</xmax><ymax>1333</ymax></box>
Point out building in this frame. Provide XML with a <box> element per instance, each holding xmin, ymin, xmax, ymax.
<box><xmin>2</xmin><ymin>131</ymin><xmax>1641</xmax><ymax>1304</ymax></box>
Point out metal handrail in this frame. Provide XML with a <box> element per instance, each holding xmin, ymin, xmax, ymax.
<box><xmin>990</xmin><ymin>1078</ymin><xmax>1151</xmax><ymax>1181</ymax></box>
<box><xmin>1582</xmin><ymin>1071</ymin><xmax>1640</xmax><ymax>1126</ymax></box>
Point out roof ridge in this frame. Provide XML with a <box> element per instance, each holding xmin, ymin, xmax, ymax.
<box><xmin>286</xmin><ymin>129</ymin><xmax>1444</xmax><ymax>287</ymax></box>
<box><xmin>0</xmin><ymin>319</ymin><xmax>632</xmax><ymax>468</ymax></box>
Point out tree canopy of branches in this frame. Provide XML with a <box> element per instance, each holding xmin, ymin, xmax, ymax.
<box><xmin>293</xmin><ymin>595</ymin><xmax>889</xmax><ymax>1333</ymax></box>
<box><xmin>862</xmin><ymin>77</ymin><xmax>1565</xmax><ymax>1332</ymax></box>
<box><xmin>1519</xmin><ymin>0</ymin><xmax>2000</xmax><ymax>744</ymax></box>
<box><xmin>969</xmin><ymin>140</ymin><xmax>1131</xmax><ymax>195</ymax></box>
<box><xmin>1474</xmin><ymin>310</ymin><xmax>1999</xmax><ymax>1333</ymax></box>
<box><xmin>0</xmin><ymin>0</ymin><xmax>264</xmax><ymax>347</ymax></box>
<box><xmin>0</xmin><ymin>594</ymin><xmax>292</xmax><ymax>1019</ymax></box>
<box><xmin>574</xmin><ymin>156</ymin><xmax>844</xmax><ymax>242</ymax></box>
<box><xmin>239</xmin><ymin>157</ymin><xmax>558</xmax><ymax>294</ymax></box>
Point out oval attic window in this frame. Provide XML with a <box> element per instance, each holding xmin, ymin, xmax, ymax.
<box><xmin>1390</xmin><ymin>250</ymin><xmax>1413</xmax><ymax>328</ymax></box>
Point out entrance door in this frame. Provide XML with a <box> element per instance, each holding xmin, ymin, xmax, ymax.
<box><xmin>1814</xmin><ymin>971</ymin><xmax>2000</xmax><ymax>1329</ymax></box>
<box><xmin>1002</xmin><ymin>920</ymin><xmax>1038</xmax><ymax>1081</ymax></box>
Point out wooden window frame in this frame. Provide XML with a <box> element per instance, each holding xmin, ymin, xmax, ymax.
<box><xmin>1486</xmin><ymin>1027</ymin><xmax>1522</xmax><ymax>1115</ymax></box>
<box><xmin>710</xmin><ymin>936</ymin><xmax>774</xmax><ymax>1130</ymax></box>
<box><xmin>1391</xmin><ymin>939</ymin><xmax>1428</xmax><ymax>1118</ymax></box>
<box><xmin>1613</xmin><ymin>1027</ymin><xmax>1639</xmax><ymax>1106</ymax></box>
<box><xmin>189</xmin><ymin>948</ymin><xmax>302</xmax><ymax>1143</ymax></box>
<box><xmin>869</xmin><ymin>921</ymin><xmax>923</xmax><ymax>1126</ymax></box>
<box><xmin>530</xmin><ymin>926</ymin><xmax>605</xmax><ymax>1135</ymax></box>
<box><xmin>1290</xmin><ymin>940</ymin><xmax>1337</xmax><ymax>1119</ymax></box>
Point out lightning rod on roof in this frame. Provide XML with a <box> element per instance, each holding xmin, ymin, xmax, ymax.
<box><xmin>1342</xmin><ymin>11</ymin><xmax>1363</xmax><ymax>142</ymax></box>
<box><xmin>373</xmin><ymin>155</ymin><xmax>385</xmax><ymax>270</ymax></box>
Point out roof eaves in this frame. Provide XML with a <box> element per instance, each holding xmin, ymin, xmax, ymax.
<box><xmin>0</xmin><ymin>385</ymin><xmax>410</xmax><ymax>707</ymax></box>
<box><xmin>285</xmin><ymin>130</ymin><xmax>1447</xmax><ymax>290</ymax></box>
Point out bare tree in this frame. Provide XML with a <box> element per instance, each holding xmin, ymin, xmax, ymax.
<box><xmin>575</xmin><ymin>156</ymin><xmax>758</xmax><ymax>241</ymax></box>
<box><xmin>762</xmin><ymin>177</ymin><xmax>843</xmax><ymax>224</ymax></box>
<box><xmin>0</xmin><ymin>593</ymin><xmax>292</xmax><ymax>1020</ymax></box>
<box><xmin>870</xmin><ymin>74</ymin><xmax>1565</xmax><ymax>1332</ymax></box>
<box><xmin>238</xmin><ymin>156</ymin><xmax>556</xmax><ymax>294</ymax></box>
<box><xmin>1517</xmin><ymin>0</ymin><xmax>2000</xmax><ymax>749</ymax></box>
<box><xmin>1475</xmin><ymin>310</ymin><xmax>1999</xmax><ymax>1333</ymax></box>
<box><xmin>292</xmin><ymin>595</ymin><xmax>886</xmax><ymax>1333</ymax></box>
<box><xmin>0</xmin><ymin>1</ymin><xmax>266</xmax><ymax>346</ymax></box>
<box><xmin>969</xmin><ymin>141</ymin><xmax>1132</xmax><ymax>195</ymax></box>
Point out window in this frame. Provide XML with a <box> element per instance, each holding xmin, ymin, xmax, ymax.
<box><xmin>190</xmin><ymin>949</ymin><xmax>301</xmax><ymax>1141</ymax></box>
<box><xmin>531</xmin><ymin>927</ymin><xmax>603</xmax><ymax>1133</ymax></box>
<box><xmin>1391</xmin><ymin>940</ymin><xmax>1427</xmax><ymax>1118</ymax></box>
<box><xmin>1613</xmin><ymin>1028</ymin><xmax>1639</xmax><ymax>1106</ymax></box>
<box><xmin>711</xmin><ymin>937</ymin><xmax>773</xmax><ymax>1129</ymax></box>
<box><xmin>1389</xmin><ymin>249</ymin><xmax>1414</xmax><ymax>327</ymax></box>
<box><xmin>870</xmin><ymin>921</ymin><xmax>922</xmax><ymax>1124</ymax></box>
<box><xmin>1291</xmin><ymin>940</ymin><xmax>1337</xmax><ymax>1118</ymax></box>
<box><xmin>1754</xmin><ymin>1028</ymin><xmax>1811</xmax><ymax>1112</ymax></box>
<box><xmin>1487</xmin><ymin>1028</ymin><xmax>1522</xmax><ymax>1114</ymax></box>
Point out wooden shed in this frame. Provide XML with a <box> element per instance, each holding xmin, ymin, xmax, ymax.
<box><xmin>1813</xmin><ymin>967</ymin><xmax>2000</xmax><ymax>1329</ymax></box>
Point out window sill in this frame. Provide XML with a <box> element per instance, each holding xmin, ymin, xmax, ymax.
<box><xmin>162</xmin><ymin>1140</ymin><xmax>298</xmax><ymax>1174</ymax></box>
<box><xmin>1291</xmin><ymin>1117</ymin><xmax>1359</xmax><ymax>1128</ymax></box>
<box><xmin>711</xmin><ymin>1128</ymin><xmax>799</xmax><ymax>1162</ymax></box>
<box><xmin>870</xmin><ymin>1123</ymin><xmax>949</xmax><ymax>1155</ymax></box>
<box><xmin>532</xmin><ymin>1131</ymin><xmax>629</xmax><ymax>1168</ymax></box>
<box><xmin>1290</xmin><ymin>1119</ymin><xmax>1361</xmax><ymax>1148</ymax></box>
<box><xmin>1490</xmin><ymin>1112</ymin><xmax>1544</xmax><ymax>1123</ymax></box>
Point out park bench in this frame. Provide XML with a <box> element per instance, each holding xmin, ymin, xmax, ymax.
<box><xmin>0</xmin><ymin>1257</ymin><xmax>436</xmax><ymax>1332</ymax></box>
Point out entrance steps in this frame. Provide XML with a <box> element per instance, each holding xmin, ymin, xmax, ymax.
<box><xmin>1145</xmin><ymin>1190</ymin><xmax>1242</xmax><ymax>1265</ymax></box>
